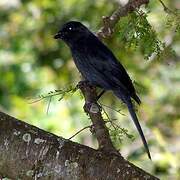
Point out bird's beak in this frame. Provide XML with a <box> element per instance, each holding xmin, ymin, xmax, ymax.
<box><xmin>54</xmin><ymin>31</ymin><xmax>62</xmax><ymax>39</ymax></box>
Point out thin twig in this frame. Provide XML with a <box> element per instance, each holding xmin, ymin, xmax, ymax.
<box><xmin>158</xmin><ymin>0</ymin><xmax>175</xmax><ymax>14</ymax></box>
<box><xmin>46</xmin><ymin>96</ymin><xmax>52</xmax><ymax>115</ymax></box>
<box><xmin>101</xmin><ymin>105</ymin><xmax>134</xmax><ymax>140</ymax></box>
<box><xmin>29</xmin><ymin>92</ymin><xmax>63</xmax><ymax>104</ymax></box>
<box><xmin>68</xmin><ymin>125</ymin><xmax>92</xmax><ymax>140</ymax></box>
<box><xmin>101</xmin><ymin>106</ymin><xmax>117</xmax><ymax>130</ymax></box>
<box><xmin>29</xmin><ymin>86</ymin><xmax>77</xmax><ymax>105</ymax></box>
<box><xmin>100</xmin><ymin>103</ymin><xmax>125</xmax><ymax>116</ymax></box>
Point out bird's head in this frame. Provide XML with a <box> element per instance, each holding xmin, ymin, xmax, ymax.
<box><xmin>54</xmin><ymin>21</ymin><xmax>89</xmax><ymax>45</ymax></box>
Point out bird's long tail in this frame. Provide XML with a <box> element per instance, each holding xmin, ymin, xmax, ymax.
<box><xmin>114</xmin><ymin>92</ymin><xmax>151</xmax><ymax>159</ymax></box>
<box><xmin>126</xmin><ymin>98</ymin><xmax>151</xmax><ymax>160</ymax></box>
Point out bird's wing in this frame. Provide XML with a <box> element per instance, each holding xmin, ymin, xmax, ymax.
<box><xmin>86</xmin><ymin>39</ymin><xmax>136</xmax><ymax>97</ymax></box>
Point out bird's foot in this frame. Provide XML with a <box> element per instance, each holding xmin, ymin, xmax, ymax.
<box><xmin>77</xmin><ymin>80</ymin><xmax>94</xmax><ymax>89</ymax></box>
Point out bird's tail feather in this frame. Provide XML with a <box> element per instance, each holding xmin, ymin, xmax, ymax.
<box><xmin>126</xmin><ymin>98</ymin><xmax>151</xmax><ymax>160</ymax></box>
<box><xmin>133</xmin><ymin>93</ymin><xmax>141</xmax><ymax>105</ymax></box>
<box><xmin>114</xmin><ymin>91</ymin><xmax>151</xmax><ymax>159</ymax></box>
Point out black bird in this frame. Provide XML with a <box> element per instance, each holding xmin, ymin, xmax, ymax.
<box><xmin>54</xmin><ymin>21</ymin><xmax>151</xmax><ymax>159</ymax></box>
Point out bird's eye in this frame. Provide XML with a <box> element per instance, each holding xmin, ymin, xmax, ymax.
<box><xmin>68</xmin><ymin>27</ymin><xmax>72</xmax><ymax>30</ymax></box>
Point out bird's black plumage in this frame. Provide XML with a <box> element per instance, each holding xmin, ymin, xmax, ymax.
<box><xmin>54</xmin><ymin>21</ymin><xmax>151</xmax><ymax>159</ymax></box>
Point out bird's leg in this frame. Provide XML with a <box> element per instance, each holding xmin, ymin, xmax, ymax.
<box><xmin>78</xmin><ymin>80</ymin><xmax>105</xmax><ymax>101</ymax></box>
<box><xmin>97</xmin><ymin>90</ymin><xmax>106</xmax><ymax>100</ymax></box>
<box><xmin>77</xmin><ymin>80</ymin><xmax>94</xmax><ymax>89</ymax></box>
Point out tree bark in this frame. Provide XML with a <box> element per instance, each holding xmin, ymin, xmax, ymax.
<box><xmin>0</xmin><ymin>111</ymin><xmax>159</xmax><ymax>179</ymax></box>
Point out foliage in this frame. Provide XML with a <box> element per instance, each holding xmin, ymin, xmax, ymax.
<box><xmin>118</xmin><ymin>10</ymin><xmax>165</xmax><ymax>59</ymax></box>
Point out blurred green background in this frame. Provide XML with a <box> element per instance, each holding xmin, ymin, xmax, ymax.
<box><xmin>0</xmin><ymin>0</ymin><xmax>179</xmax><ymax>179</ymax></box>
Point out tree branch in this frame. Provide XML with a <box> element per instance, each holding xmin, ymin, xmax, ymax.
<box><xmin>78</xmin><ymin>81</ymin><xmax>118</xmax><ymax>153</ymax></box>
<box><xmin>68</xmin><ymin>125</ymin><xmax>92</xmax><ymax>140</ymax></box>
<box><xmin>97</xmin><ymin>0</ymin><xmax>149</xmax><ymax>39</ymax></box>
<box><xmin>158</xmin><ymin>0</ymin><xmax>175</xmax><ymax>14</ymax></box>
<box><xmin>0</xmin><ymin>111</ymin><xmax>159</xmax><ymax>179</ymax></box>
